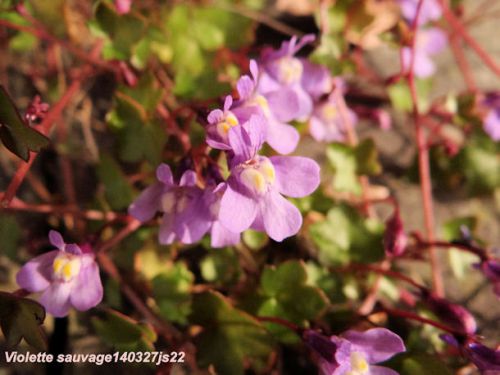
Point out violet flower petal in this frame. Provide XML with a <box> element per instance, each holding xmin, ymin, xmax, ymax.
<box><xmin>40</xmin><ymin>281</ymin><xmax>73</xmax><ymax>318</ymax></box>
<box><xmin>271</xmin><ymin>156</ymin><xmax>320</xmax><ymax>198</ymax></box>
<box><xmin>342</xmin><ymin>328</ymin><xmax>406</xmax><ymax>363</ymax></box>
<box><xmin>259</xmin><ymin>189</ymin><xmax>302</xmax><ymax>242</ymax></box>
<box><xmin>70</xmin><ymin>260</ymin><xmax>103</xmax><ymax>311</ymax></box>
<box><xmin>128</xmin><ymin>182</ymin><xmax>164</xmax><ymax>222</ymax></box>
<box><xmin>219</xmin><ymin>184</ymin><xmax>258</xmax><ymax>233</ymax></box>
<box><xmin>48</xmin><ymin>230</ymin><xmax>65</xmax><ymax>250</ymax></box>
<box><xmin>16</xmin><ymin>250</ymin><xmax>59</xmax><ymax>292</ymax></box>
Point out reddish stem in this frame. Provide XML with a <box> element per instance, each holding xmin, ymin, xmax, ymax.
<box><xmin>406</xmin><ymin>0</ymin><xmax>444</xmax><ymax>297</ymax></box>
<box><xmin>438</xmin><ymin>0</ymin><xmax>500</xmax><ymax>76</ymax></box>
<box><xmin>381</xmin><ymin>305</ymin><xmax>465</xmax><ymax>336</ymax></box>
<box><xmin>256</xmin><ymin>316</ymin><xmax>301</xmax><ymax>333</ymax></box>
<box><xmin>340</xmin><ymin>263</ymin><xmax>426</xmax><ymax>291</ymax></box>
<box><xmin>449</xmin><ymin>34</ymin><xmax>477</xmax><ymax>92</ymax></box>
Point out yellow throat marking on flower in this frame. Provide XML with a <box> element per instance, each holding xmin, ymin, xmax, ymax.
<box><xmin>322</xmin><ymin>103</ymin><xmax>337</xmax><ymax>121</ymax></box>
<box><xmin>253</xmin><ymin>95</ymin><xmax>271</xmax><ymax>118</ymax></box>
<box><xmin>345</xmin><ymin>352</ymin><xmax>369</xmax><ymax>375</ymax></box>
<box><xmin>216</xmin><ymin>112</ymin><xmax>239</xmax><ymax>137</ymax></box>
<box><xmin>241</xmin><ymin>160</ymin><xmax>276</xmax><ymax>194</ymax></box>
<box><xmin>53</xmin><ymin>254</ymin><xmax>81</xmax><ymax>282</ymax></box>
<box><xmin>278</xmin><ymin>57</ymin><xmax>303</xmax><ymax>85</ymax></box>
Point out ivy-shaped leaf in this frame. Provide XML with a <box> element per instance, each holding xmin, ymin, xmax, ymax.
<box><xmin>190</xmin><ymin>291</ymin><xmax>274</xmax><ymax>375</ymax></box>
<box><xmin>256</xmin><ymin>261</ymin><xmax>329</xmax><ymax>344</ymax></box>
<box><xmin>0</xmin><ymin>292</ymin><xmax>47</xmax><ymax>351</ymax></box>
<box><xmin>152</xmin><ymin>262</ymin><xmax>194</xmax><ymax>325</ymax></box>
<box><xmin>309</xmin><ymin>205</ymin><xmax>385</xmax><ymax>266</ymax></box>
<box><xmin>92</xmin><ymin>309</ymin><xmax>157</xmax><ymax>351</ymax></box>
<box><xmin>0</xmin><ymin>86</ymin><xmax>49</xmax><ymax>161</ymax></box>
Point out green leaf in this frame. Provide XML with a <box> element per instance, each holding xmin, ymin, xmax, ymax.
<box><xmin>190</xmin><ymin>291</ymin><xmax>274</xmax><ymax>375</ymax></box>
<box><xmin>92</xmin><ymin>309</ymin><xmax>157</xmax><ymax>351</ymax></box>
<box><xmin>96</xmin><ymin>154</ymin><xmax>134</xmax><ymax>210</ymax></box>
<box><xmin>94</xmin><ymin>2</ymin><xmax>146</xmax><ymax>60</ymax></box>
<box><xmin>0</xmin><ymin>86</ymin><xmax>49</xmax><ymax>161</ymax></box>
<box><xmin>0</xmin><ymin>292</ymin><xmax>46</xmax><ymax>351</ymax></box>
<box><xmin>200</xmin><ymin>247</ymin><xmax>242</xmax><ymax>286</ymax></box>
<box><xmin>0</xmin><ymin>214</ymin><xmax>22</xmax><ymax>261</ymax></box>
<box><xmin>460</xmin><ymin>134</ymin><xmax>500</xmax><ymax>194</ymax></box>
<box><xmin>309</xmin><ymin>205</ymin><xmax>384</xmax><ymax>266</ymax></box>
<box><xmin>152</xmin><ymin>263</ymin><xmax>194</xmax><ymax>325</ymax></box>
<box><xmin>392</xmin><ymin>353</ymin><xmax>453</xmax><ymax>375</ymax></box>
<box><xmin>242</xmin><ymin>229</ymin><xmax>268</xmax><ymax>250</ymax></box>
<box><xmin>355</xmin><ymin>138</ymin><xmax>382</xmax><ymax>175</ymax></box>
<box><xmin>256</xmin><ymin>261</ymin><xmax>329</xmax><ymax>343</ymax></box>
<box><xmin>326</xmin><ymin>143</ymin><xmax>361</xmax><ymax>194</ymax></box>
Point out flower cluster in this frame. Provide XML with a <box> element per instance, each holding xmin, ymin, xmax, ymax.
<box><xmin>398</xmin><ymin>0</ymin><xmax>447</xmax><ymax>78</ymax></box>
<box><xmin>16</xmin><ymin>231</ymin><xmax>103</xmax><ymax>317</ymax></box>
<box><xmin>304</xmin><ymin>328</ymin><xmax>406</xmax><ymax>375</ymax></box>
<box><xmin>130</xmin><ymin>35</ymin><xmax>352</xmax><ymax>246</ymax></box>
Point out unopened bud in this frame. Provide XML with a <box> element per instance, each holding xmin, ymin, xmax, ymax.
<box><xmin>421</xmin><ymin>291</ymin><xmax>477</xmax><ymax>335</ymax></box>
<box><xmin>384</xmin><ymin>209</ymin><xmax>407</xmax><ymax>257</ymax></box>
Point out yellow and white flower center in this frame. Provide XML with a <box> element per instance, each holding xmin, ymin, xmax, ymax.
<box><xmin>240</xmin><ymin>158</ymin><xmax>276</xmax><ymax>194</ymax></box>
<box><xmin>161</xmin><ymin>190</ymin><xmax>189</xmax><ymax>214</ymax></box>
<box><xmin>277</xmin><ymin>57</ymin><xmax>303</xmax><ymax>85</ymax></box>
<box><xmin>345</xmin><ymin>352</ymin><xmax>370</xmax><ymax>375</ymax></box>
<box><xmin>321</xmin><ymin>103</ymin><xmax>338</xmax><ymax>121</ymax></box>
<box><xmin>216</xmin><ymin>112</ymin><xmax>239</xmax><ymax>139</ymax></box>
<box><xmin>53</xmin><ymin>253</ymin><xmax>81</xmax><ymax>282</ymax></box>
<box><xmin>250</xmin><ymin>95</ymin><xmax>272</xmax><ymax>118</ymax></box>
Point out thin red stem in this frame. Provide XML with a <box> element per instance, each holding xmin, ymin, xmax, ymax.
<box><xmin>256</xmin><ymin>316</ymin><xmax>301</xmax><ymax>332</ymax></box>
<box><xmin>381</xmin><ymin>305</ymin><xmax>465</xmax><ymax>336</ymax></box>
<box><xmin>406</xmin><ymin>0</ymin><xmax>444</xmax><ymax>297</ymax></box>
<box><xmin>438</xmin><ymin>0</ymin><xmax>500</xmax><ymax>76</ymax></box>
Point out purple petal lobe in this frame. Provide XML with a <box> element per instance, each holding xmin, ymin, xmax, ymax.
<box><xmin>156</xmin><ymin>164</ymin><xmax>174</xmax><ymax>185</ymax></box>
<box><xmin>16</xmin><ymin>250</ymin><xmax>59</xmax><ymax>292</ymax></box>
<box><xmin>128</xmin><ymin>182</ymin><xmax>164</xmax><ymax>222</ymax></box>
<box><xmin>237</xmin><ymin>75</ymin><xmax>255</xmax><ymax>100</ymax></box>
<box><xmin>49</xmin><ymin>230</ymin><xmax>65</xmax><ymax>250</ymax></box>
<box><xmin>265</xmin><ymin>120</ymin><xmax>299</xmax><ymax>155</ymax></box>
<box><xmin>40</xmin><ymin>281</ymin><xmax>72</xmax><ymax>317</ymax></box>
<box><xmin>260</xmin><ymin>189</ymin><xmax>302</xmax><ymax>242</ymax></box>
<box><xmin>271</xmin><ymin>156</ymin><xmax>320</xmax><ymax>197</ymax></box>
<box><xmin>266</xmin><ymin>89</ymin><xmax>300</xmax><ymax>123</ymax></box>
<box><xmin>211</xmin><ymin>221</ymin><xmax>240</xmax><ymax>248</ymax></box>
<box><xmin>219</xmin><ymin>184</ymin><xmax>258</xmax><ymax>233</ymax></box>
<box><xmin>179</xmin><ymin>170</ymin><xmax>197</xmax><ymax>187</ymax></box>
<box><xmin>159</xmin><ymin>214</ymin><xmax>176</xmax><ymax>245</ymax></box>
<box><xmin>342</xmin><ymin>328</ymin><xmax>406</xmax><ymax>363</ymax></box>
<box><xmin>70</xmin><ymin>261</ymin><xmax>103</xmax><ymax>311</ymax></box>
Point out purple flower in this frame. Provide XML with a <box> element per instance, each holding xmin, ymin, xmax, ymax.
<box><xmin>384</xmin><ymin>208</ymin><xmax>408</xmax><ymax>257</ymax></box>
<box><xmin>16</xmin><ymin>231</ymin><xmax>103</xmax><ymax>317</ymax></box>
<box><xmin>482</xmin><ymin>93</ymin><xmax>500</xmax><ymax>141</ymax></box>
<box><xmin>309</xmin><ymin>83</ymin><xmax>357</xmax><ymax>143</ymax></box>
<box><xmin>232</xmin><ymin>60</ymin><xmax>301</xmax><ymax>154</ymax></box>
<box><xmin>218</xmin><ymin>124</ymin><xmax>320</xmax><ymax>242</ymax></box>
<box><xmin>258</xmin><ymin>35</ymin><xmax>317</xmax><ymax>120</ymax></box>
<box><xmin>305</xmin><ymin>328</ymin><xmax>406</xmax><ymax>375</ymax></box>
<box><xmin>401</xmin><ymin>27</ymin><xmax>447</xmax><ymax>78</ymax></box>
<box><xmin>398</xmin><ymin>0</ymin><xmax>442</xmax><ymax>25</ymax></box>
<box><xmin>128</xmin><ymin>164</ymin><xmax>212</xmax><ymax>245</ymax></box>
<box><xmin>206</xmin><ymin>96</ymin><xmax>242</xmax><ymax>150</ymax></box>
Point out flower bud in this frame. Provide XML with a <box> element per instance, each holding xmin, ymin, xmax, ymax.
<box><xmin>421</xmin><ymin>291</ymin><xmax>477</xmax><ymax>335</ymax></box>
<box><xmin>383</xmin><ymin>209</ymin><xmax>408</xmax><ymax>257</ymax></box>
